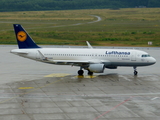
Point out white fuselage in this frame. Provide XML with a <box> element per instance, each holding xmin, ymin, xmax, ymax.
<box><xmin>11</xmin><ymin>48</ymin><xmax>156</xmax><ymax>68</ymax></box>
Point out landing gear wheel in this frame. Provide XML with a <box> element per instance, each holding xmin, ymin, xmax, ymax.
<box><xmin>78</xmin><ymin>70</ymin><xmax>84</xmax><ymax>76</ymax></box>
<box><xmin>134</xmin><ymin>71</ymin><xmax>138</xmax><ymax>76</ymax></box>
<box><xmin>133</xmin><ymin>66</ymin><xmax>138</xmax><ymax>76</ymax></box>
<box><xmin>88</xmin><ymin>71</ymin><xmax>93</xmax><ymax>76</ymax></box>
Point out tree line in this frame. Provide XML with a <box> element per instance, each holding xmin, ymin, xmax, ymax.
<box><xmin>0</xmin><ymin>0</ymin><xmax>160</xmax><ymax>12</ymax></box>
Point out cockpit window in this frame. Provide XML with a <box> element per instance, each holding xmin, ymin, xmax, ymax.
<box><xmin>142</xmin><ymin>54</ymin><xmax>151</xmax><ymax>57</ymax></box>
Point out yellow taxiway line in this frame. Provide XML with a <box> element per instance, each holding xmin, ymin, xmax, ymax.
<box><xmin>44</xmin><ymin>73</ymin><xmax>97</xmax><ymax>79</ymax></box>
<box><xmin>44</xmin><ymin>73</ymin><xmax>70</xmax><ymax>77</ymax></box>
<box><xmin>18</xmin><ymin>87</ymin><xmax>34</xmax><ymax>89</ymax></box>
<box><xmin>76</xmin><ymin>75</ymin><xmax>97</xmax><ymax>79</ymax></box>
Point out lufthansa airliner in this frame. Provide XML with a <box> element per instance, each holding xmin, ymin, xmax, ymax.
<box><xmin>11</xmin><ymin>24</ymin><xmax>156</xmax><ymax>76</ymax></box>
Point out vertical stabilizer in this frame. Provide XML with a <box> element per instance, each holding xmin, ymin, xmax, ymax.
<box><xmin>13</xmin><ymin>24</ymin><xmax>40</xmax><ymax>49</ymax></box>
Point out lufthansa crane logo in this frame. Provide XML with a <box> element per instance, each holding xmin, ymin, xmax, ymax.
<box><xmin>17</xmin><ymin>31</ymin><xmax>27</xmax><ymax>42</ymax></box>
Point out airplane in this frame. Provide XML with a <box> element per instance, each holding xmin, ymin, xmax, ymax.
<box><xmin>11</xmin><ymin>24</ymin><xmax>156</xmax><ymax>76</ymax></box>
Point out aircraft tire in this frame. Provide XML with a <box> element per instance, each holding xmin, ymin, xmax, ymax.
<box><xmin>134</xmin><ymin>71</ymin><xmax>138</xmax><ymax>76</ymax></box>
<box><xmin>78</xmin><ymin>70</ymin><xmax>84</xmax><ymax>76</ymax></box>
<box><xmin>88</xmin><ymin>71</ymin><xmax>93</xmax><ymax>76</ymax></box>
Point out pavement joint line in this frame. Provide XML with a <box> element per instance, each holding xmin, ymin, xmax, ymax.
<box><xmin>0</xmin><ymin>79</ymin><xmax>63</xmax><ymax>104</ymax></box>
<box><xmin>93</xmin><ymin>96</ymin><xmax>134</xmax><ymax>120</ymax></box>
<box><xmin>0</xmin><ymin>96</ymin><xmax>17</xmax><ymax>104</ymax></box>
<box><xmin>151</xmin><ymin>97</ymin><xmax>160</xmax><ymax>100</ymax></box>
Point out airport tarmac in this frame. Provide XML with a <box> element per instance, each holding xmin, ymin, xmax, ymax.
<box><xmin>0</xmin><ymin>45</ymin><xmax>160</xmax><ymax>120</ymax></box>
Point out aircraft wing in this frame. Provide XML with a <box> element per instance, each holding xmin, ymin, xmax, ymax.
<box><xmin>52</xmin><ymin>59</ymin><xmax>110</xmax><ymax>66</ymax></box>
<box><xmin>53</xmin><ymin>60</ymin><xmax>89</xmax><ymax>65</ymax></box>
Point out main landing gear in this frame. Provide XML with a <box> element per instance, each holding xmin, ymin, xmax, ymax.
<box><xmin>78</xmin><ymin>67</ymin><xmax>84</xmax><ymax>76</ymax></box>
<box><xmin>133</xmin><ymin>66</ymin><xmax>138</xmax><ymax>76</ymax></box>
<box><xmin>77</xmin><ymin>67</ymin><xmax>93</xmax><ymax>76</ymax></box>
<box><xmin>78</xmin><ymin>70</ymin><xmax>84</xmax><ymax>76</ymax></box>
<box><xmin>88</xmin><ymin>70</ymin><xmax>93</xmax><ymax>76</ymax></box>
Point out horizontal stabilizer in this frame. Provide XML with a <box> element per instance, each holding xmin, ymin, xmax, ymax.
<box><xmin>10</xmin><ymin>49</ymin><xmax>28</xmax><ymax>54</ymax></box>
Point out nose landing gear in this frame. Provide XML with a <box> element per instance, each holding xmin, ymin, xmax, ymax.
<box><xmin>133</xmin><ymin>66</ymin><xmax>138</xmax><ymax>76</ymax></box>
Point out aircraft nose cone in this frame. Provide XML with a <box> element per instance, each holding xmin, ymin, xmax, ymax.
<box><xmin>151</xmin><ymin>57</ymin><xmax>156</xmax><ymax>64</ymax></box>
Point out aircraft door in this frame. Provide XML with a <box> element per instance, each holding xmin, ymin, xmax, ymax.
<box><xmin>131</xmin><ymin>51</ymin><xmax>136</xmax><ymax>61</ymax></box>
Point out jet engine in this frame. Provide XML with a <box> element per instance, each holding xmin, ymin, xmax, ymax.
<box><xmin>87</xmin><ymin>64</ymin><xmax>105</xmax><ymax>73</ymax></box>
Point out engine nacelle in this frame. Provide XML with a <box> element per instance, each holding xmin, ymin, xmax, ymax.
<box><xmin>88</xmin><ymin>64</ymin><xmax>105</xmax><ymax>73</ymax></box>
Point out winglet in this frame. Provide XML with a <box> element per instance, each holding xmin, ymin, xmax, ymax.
<box><xmin>86</xmin><ymin>41</ymin><xmax>93</xmax><ymax>49</ymax></box>
<box><xmin>38</xmin><ymin>50</ymin><xmax>48</xmax><ymax>61</ymax></box>
<box><xmin>13</xmin><ymin>24</ymin><xmax>40</xmax><ymax>49</ymax></box>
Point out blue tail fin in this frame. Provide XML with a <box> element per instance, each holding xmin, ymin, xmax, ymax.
<box><xmin>13</xmin><ymin>24</ymin><xmax>40</xmax><ymax>49</ymax></box>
